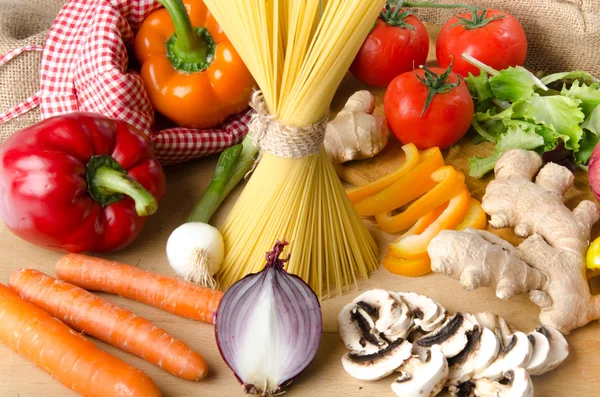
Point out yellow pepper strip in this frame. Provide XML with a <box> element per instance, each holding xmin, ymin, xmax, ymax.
<box><xmin>382</xmin><ymin>256</ymin><xmax>432</xmax><ymax>277</ymax></box>
<box><xmin>347</xmin><ymin>143</ymin><xmax>420</xmax><ymax>204</ymax></box>
<box><xmin>375</xmin><ymin>166</ymin><xmax>465</xmax><ymax>233</ymax></box>
<box><xmin>388</xmin><ymin>188</ymin><xmax>471</xmax><ymax>259</ymax></box>
<box><xmin>456</xmin><ymin>198</ymin><xmax>488</xmax><ymax>231</ymax></box>
<box><xmin>387</xmin><ymin>204</ymin><xmax>448</xmax><ymax>259</ymax></box>
<box><xmin>586</xmin><ymin>236</ymin><xmax>600</xmax><ymax>271</ymax></box>
<box><xmin>353</xmin><ymin>147</ymin><xmax>444</xmax><ymax>216</ymax></box>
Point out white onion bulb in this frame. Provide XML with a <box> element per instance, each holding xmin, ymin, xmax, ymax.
<box><xmin>166</xmin><ymin>222</ymin><xmax>224</xmax><ymax>288</ymax></box>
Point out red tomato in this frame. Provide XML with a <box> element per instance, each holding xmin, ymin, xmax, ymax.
<box><xmin>436</xmin><ymin>9</ymin><xmax>527</xmax><ymax>77</ymax></box>
<box><xmin>350</xmin><ymin>8</ymin><xmax>429</xmax><ymax>87</ymax></box>
<box><xmin>384</xmin><ymin>66</ymin><xmax>474</xmax><ymax>150</ymax></box>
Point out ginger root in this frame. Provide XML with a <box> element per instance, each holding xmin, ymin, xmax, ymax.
<box><xmin>324</xmin><ymin>90</ymin><xmax>389</xmax><ymax>164</ymax></box>
<box><xmin>428</xmin><ymin>149</ymin><xmax>600</xmax><ymax>334</ymax></box>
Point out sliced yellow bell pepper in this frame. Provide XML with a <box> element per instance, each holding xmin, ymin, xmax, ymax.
<box><xmin>586</xmin><ymin>236</ymin><xmax>600</xmax><ymax>271</ymax></box>
<box><xmin>382</xmin><ymin>256</ymin><xmax>432</xmax><ymax>277</ymax></box>
<box><xmin>456</xmin><ymin>198</ymin><xmax>488</xmax><ymax>231</ymax></box>
<box><xmin>375</xmin><ymin>166</ymin><xmax>466</xmax><ymax>233</ymax></box>
<box><xmin>386</xmin><ymin>204</ymin><xmax>447</xmax><ymax>259</ymax></box>
<box><xmin>353</xmin><ymin>147</ymin><xmax>444</xmax><ymax>216</ymax></box>
<box><xmin>347</xmin><ymin>143</ymin><xmax>420</xmax><ymax>204</ymax></box>
<box><xmin>388</xmin><ymin>188</ymin><xmax>471</xmax><ymax>259</ymax></box>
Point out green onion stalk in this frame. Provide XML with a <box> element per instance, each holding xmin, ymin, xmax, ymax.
<box><xmin>165</xmin><ymin>135</ymin><xmax>259</xmax><ymax>289</ymax></box>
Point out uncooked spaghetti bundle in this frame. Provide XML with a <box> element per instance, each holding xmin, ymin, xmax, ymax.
<box><xmin>204</xmin><ymin>0</ymin><xmax>384</xmax><ymax>298</ymax></box>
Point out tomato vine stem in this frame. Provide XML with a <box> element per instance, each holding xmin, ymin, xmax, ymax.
<box><xmin>415</xmin><ymin>60</ymin><xmax>461</xmax><ymax>117</ymax></box>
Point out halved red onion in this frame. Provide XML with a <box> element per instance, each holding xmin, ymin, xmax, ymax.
<box><xmin>215</xmin><ymin>241</ymin><xmax>322</xmax><ymax>395</ymax></box>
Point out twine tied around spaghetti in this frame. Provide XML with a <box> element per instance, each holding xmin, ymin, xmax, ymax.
<box><xmin>248</xmin><ymin>90</ymin><xmax>328</xmax><ymax>159</ymax></box>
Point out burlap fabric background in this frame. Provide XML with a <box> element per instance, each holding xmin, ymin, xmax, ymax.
<box><xmin>0</xmin><ymin>0</ymin><xmax>599</xmax><ymax>144</ymax></box>
<box><xmin>0</xmin><ymin>0</ymin><xmax>66</xmax><ymax>143</ymax></box>
<box><xmin>412</xmin><ymin>0</ymin><xmax>600</xmax><ymax>76</ymax></box>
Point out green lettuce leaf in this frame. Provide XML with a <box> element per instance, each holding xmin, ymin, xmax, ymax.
<box><xmin>472</xmin><ymin>118</ymin><xmax>506</xmax><ymax>143</ymax></box>
<box><xmin>561</xmin><ymin>80</ymin><xmax>600</xmax><ymax>117</ymax></box>
<box><xmin>474</xmin><ymin>106</ymin><xmax>514</xmax><ymax>123</ymax></box>
<box><xmin>465</xmin><ymin>70</ymin><xmax>494</xmax><ymax>112</ymax></box>
<box><xmin>488</xmin><ymin>67</ymin><xmax>539</xmax><ymax>102</ymax></box>
<box><xmin>573</xmin><ymin>129</ymin><xmax>599</xmax><ymax>165</ymax></box>
<box><xmin>469</xmin><ymin>123</ymin><xmax>545</xmax><ymax>178</ymax></box>
<box><xmin>501</xmin><ymin>119</ymin><xmax>558</xmax><ymax>151</ymax></box>
<box><xmin>577</xmin><ymin>105</ymin><xmax>600</xmax><ymax>164</ymax></box>
<box><xmin>583</xmin><ymin>105</ymin><xmax>600</xmax><ymax>136</ymax></box>
<box><xmin>540</xmin><ymin>71</ymin><xmax>599</xmax><ymax>86</ymax></box>
<box><xmin>512</xmin><ymin>95</ymin><xmax>585</xmax><ymax>151</ymax></box>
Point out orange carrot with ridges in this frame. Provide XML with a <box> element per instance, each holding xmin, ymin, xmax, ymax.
<box><xmin>56</xmin><ymin>253</ymin><xmax>223</xmax><ymax>322</ymax></box>
<box><xmin>0</xmin><ymin>282</ymin><xmax>161</xmax><ymax>397</ymax></box>
<box><xmin>9</xmin><ymin>269</ymin><xmax>208</xmax><ymax>381</ymax></box>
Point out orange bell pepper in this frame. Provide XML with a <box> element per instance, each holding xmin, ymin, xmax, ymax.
<box><xmin>134</xmin><ymin>0</ymin><xmax>254</xmax><ymax>128</ymax></box>
<box><xmin>347</xmin><ymin>143</ymin><xmax>420</xmax><ymax>204</ymax></box>
<box><xmin>388</xmin><ymin>188</ymin><xmax>471</xmax><ymax>259</ymax></box>
<box><xmin>353</xmin><ymin>147</ymin><xmax>444</xmax><ymax>216</ymax></box>
<box><xmin>382</xmin><ymin>256</ymin><xmax>432</xmax><ymax>277</ymax></box>
<box><xmin>375</xmin><ymin>166</ymin><xmax>466</xmax><ymax>233</ymax></box>
<box><xmin>456</xmin><ymin>198</ymin><xmax>488</xmax><ymax>231</ymax></box>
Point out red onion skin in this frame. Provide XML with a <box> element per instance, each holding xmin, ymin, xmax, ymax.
<box><xmin>214</xmin><ymin>241</ymin><xmax>322</xmax><ymax>395</ymax></box>
<box><xmin>589</xmin><ymin>143</ymin><xmax>600</xmax><ymax>201</ymax></box>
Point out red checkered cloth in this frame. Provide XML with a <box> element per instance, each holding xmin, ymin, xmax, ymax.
<box><xmin>1</xmin><ymin>0</ymin><xmax>249</xmax><ymax>165</ymax></box>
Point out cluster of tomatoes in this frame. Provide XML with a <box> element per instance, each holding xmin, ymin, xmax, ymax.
<box><xmin>350</xmin><ymin>6</ymin><xmax>527</xmax><ymax>150</ymax></box>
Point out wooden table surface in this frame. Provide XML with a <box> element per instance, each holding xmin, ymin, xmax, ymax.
<box><xmin>1</xmin><ymin>24</ymin><xmax>599</xmax><ymax>397</ymax></box>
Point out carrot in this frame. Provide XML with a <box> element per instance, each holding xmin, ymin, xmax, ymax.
<box><xmin>9</xmin><ymin>269</ymin><xmax>208</xmax><ymax>381</ymax></box>
<box><xmin>55</xmin><ymin>253</ymin><xmax>223</xmax><ymax>322</ymax></box>
<box><xmin>0</xmin><ymin>282</ymin><xmax>161</xmax><ymax>397</ymax></box>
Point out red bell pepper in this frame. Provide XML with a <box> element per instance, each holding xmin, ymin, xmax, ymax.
<box><xmin>0</xmin><ymin>113</ymin><xmax>166</xmax><ymax>252</ymax></box>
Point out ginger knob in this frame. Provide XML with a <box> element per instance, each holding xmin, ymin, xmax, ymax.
<box><xmin>324</xmin><ymin>90</ymin><xmax>389</xmax><ymax>164</ymax></box>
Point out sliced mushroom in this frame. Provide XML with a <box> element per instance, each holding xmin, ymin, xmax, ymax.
<box><xmin>474</xmin><ymin>317</ymin><xmax>532</xmax><ymax>380</ymax></box>
<box><xmin>526</xmin><ymin>326</ymin><xmax>568</xmax><ymax>375</ymax></box>
<box><xmin>391</xmin><ymin>345</ymin><xmax>448</xmax><ymax>397</ymax></box>
<box><xmin>341</xmin><ymin>338</ymin><xmax>413</xmax><ymax>381</ymax></box>
<box><xmin>524</xmin><ymin>330</ymin><xmax>549</xmax><ymax>375</ymax></box>
<box><xmin>417</xmin><ymin>313</ymin><xmax>479</xmax><ymax>358</ymax></box>
<box><xmin>473</xmin><ymin>368</ymin><xmax>534</xmax><ymax>397</ymax></box>
<box><xmin>407</xmin><ymin>327</ymin><xmax>429</xmax><ymax>344</ymax></box>
<box><xmin>353</xmin><ymin>289</ymin><xmax>404</xmax><ymax>333</ymax></box>
<box><xmin>395</xmin><ymin>292</ymin><xmax>446</xmax><ymax>332</ymax></box>
<box><xmin>384</xmin><ymin>292</ymin><xmax>413</xmax><ymax>339</ymax></box>
<box><xmin>338</xmin><ymin>303</ymin><xmax>384</xmax><ymax>354</ymax></box>
<box><xmin>338</xmin><ymin>290</ymin><xmax>410</xmax><ymax>354</ymax></box>
<box><xmin>448</xmin><ymin>381</ymin><xmax>476</xmax><ymax>397</ymax></box>
<box><xmin>447</xmin><ymin>325</ymin><xmax>500</xmax><ymax>385</ymax></box>
<box><xmin>474</xmin><ymin>312</ymin><xmax>503</xmax><ymax>341</ymax></box>
<box><xmin>426</xmin><ymin>301</ymin><xmax>448</xmax><ymax>332</ymax></box>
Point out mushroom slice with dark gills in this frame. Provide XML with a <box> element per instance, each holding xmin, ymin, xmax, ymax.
<box><xmin>338</xmin><ymin>289</ymin><xmax>412</xmax><ymax>354</ymax></box>
<box><xmin>474</xmin><ymin>315</ymin><xmax>532</xmax><ymax>380</ymax></box>
<box><xmin>416</xmin><ymin>313</ymin><xmax>479</xmax><ymax>358</ymax></box>
<box><xmin>473</xmin><ymin>368</ymin><xmax>534</xmax><ymax>397</ymax></box>
<box><xmin>449</xmin><ymin>368</ymin><xmax>533</xmax><ymax>397</ymax></box>
<box><xmin>338</xmin><ymin>302</ymin><xmax>386</xmax><ymax>354</ymax></box>
<box><xmin>357</xmin><ymin>289</ymin><xmax>409</xmax><ymax>333</ymax></box>
<box><xmin>341</xmin><ymin>338</ymin><xmax>413</xmax><ymax>381</ymax></box>
<box><xmin>395</xmin><ymin>292</ymin><xmax>447</xmax><ymax>332</ymax></box>
<box><xmin>448</xmin><ymin>381</ymin><xmax>476</xmax><ymax>397</ymax></box>
<box><xmin>447</xmin><ymin>325</ymin><xmax>500</xmax><ymax>385</ymax></box>
<box><xmin>372</xmin><ymin>291</ymin><xmax>412</xmax><ymax>340</ymax></box>
<box><xmin>523</xmin><ymin>329</ymin><xmax>549</xmax><ymax>375</ymax></box>
<box><xmin>525</xmin><ymin>326</ymin><xmax>568</xmax><ymax>376</ymax></box>
<box><xmin>392</xmin><ymin>345</ymin><xmax>448</xmax><ymax>397</ymax></box>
